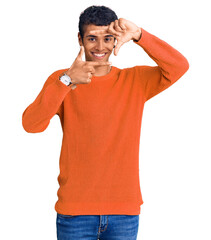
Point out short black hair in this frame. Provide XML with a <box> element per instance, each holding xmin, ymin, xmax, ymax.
<box><xmin>79</xmin><ymin>5</ymin><xmax>118</xmax><ymax>42</ymax></box>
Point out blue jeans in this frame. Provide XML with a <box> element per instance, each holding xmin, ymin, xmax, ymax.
<box><xmin>56</xmin><ymin>213</ymin><xmax>139</xmax><ymax>240</ymax></box>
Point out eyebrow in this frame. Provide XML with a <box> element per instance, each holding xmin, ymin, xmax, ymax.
<box><xmin>86</xmin><ymin>34</ymin><xmax>114</xmax><ymax>38</ymax></box>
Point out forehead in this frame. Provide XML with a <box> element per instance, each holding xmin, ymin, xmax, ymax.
<box><xmin>84</xmin><ymin>24</ymin><xmax>109</xmax><ymax>36</ymax></box>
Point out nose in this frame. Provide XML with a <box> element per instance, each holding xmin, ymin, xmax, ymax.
<box><xmin>95</xmin><ymin>40</ymin><xmax>105</xmax><ymax>51</ymax></box>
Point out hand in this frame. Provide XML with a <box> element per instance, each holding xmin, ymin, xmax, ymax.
<box><xmin>64</xmin><ymin>45</ymin><xmax>112</xmax><ymax>87</ymax></box>
<box><xmin>89</xmin><ymin>18</ymin><xmax>142</xmax><ymax>56</ymax></box>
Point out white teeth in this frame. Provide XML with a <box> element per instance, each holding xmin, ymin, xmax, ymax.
<box><xmin>93</xmin><ymin>53</ymin><xmax>106</xmax><ymax>57</ymax></box>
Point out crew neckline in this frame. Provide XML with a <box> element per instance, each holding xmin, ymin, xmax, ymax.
<box><xmin>91</xmin><ymin>66</ymin><xmax>117</xmax><ymax>81</ymax></box>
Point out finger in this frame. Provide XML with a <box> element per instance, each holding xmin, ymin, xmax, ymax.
<box><xmin>114</xmin><ymin>19</ymin><xmax>124</xmax><ymax>32</ymax></box>
<box><xmin>89</xmin><ymin>24</ymin><xmax>121</xmax><ymax>37</ymax></box>
<box><xmin>71</xmin><ymin>84</ymin><xmax>77</xmax><ymax>90</ymax></box>
<box><xmin>84</xmin><ymin>66</ymin><xmax>95</xmax><ymax>74</ymax></box>
<box><xmin>120</xmin><ymin>23</ymin><xmax>127</xmax><ymax>30</ymax></box>
<box><xmin>86</xmin><ymin>72</ymin><xmax>92</xmax><ymax>83</ymax></box>
<box><xmin>75</xmin><ymin>45</ymin><xmax>84</xmax><ymax>61</ymax></box>
<box><xmin>118</xmin><ymin>19</ymin><xmax>127</xmax><ymax>31</ymax></box>
<box><xmin>88</xmin><ymin>72</ymin><xmax>93</xmax><ymax>78</ymax></box>
<box><xmin>86</xmin><ymin>61</ymin><xmax>112</xmax><ymax>66</ymax></box>
<box><xmin>108</xmin><ymin>22</ymin><xmax>122</xmax><ymax>36</ymax></box>
<box><xmin>114</xmin><ymin>41</ymin><xmax>124</xmax><ymax>56</ymax></box>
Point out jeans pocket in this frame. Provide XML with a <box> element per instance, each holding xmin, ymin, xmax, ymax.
<box><xmin>57</xmin><ymin>213</ymin><xmax>74</xmax><ymax>219</ymax></box>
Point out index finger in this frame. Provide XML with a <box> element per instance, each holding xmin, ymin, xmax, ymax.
<box><xmin>86</xmin><ymin>61</ymin><xmax>112</xmax><ymax>66</ymax></box>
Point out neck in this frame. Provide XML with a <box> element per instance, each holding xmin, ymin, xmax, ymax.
<box><xmin>93</xmin><ymin>65</ymin><xmax>112</xmax><ymax>76</ymax></box>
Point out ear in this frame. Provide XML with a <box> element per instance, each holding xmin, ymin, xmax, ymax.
<box><xmin>78</xmin><ymin>32</ymin><xmax>83</xmax><ymax>46</ymax></box>
<box><xmin>113</xmin><ymin>38</ymin><xmax>117</xmax><ymax>49</ymax></box>
<box><xmin>114</xmin><ymin>38</ymin><xmax>117</xmax><ymax>46</ymax></box>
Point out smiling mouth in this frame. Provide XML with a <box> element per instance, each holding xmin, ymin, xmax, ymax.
<box><xmin>91</xmin><ymin>52</ymin><xmax>107</xmax><ymax>59</ymax></box>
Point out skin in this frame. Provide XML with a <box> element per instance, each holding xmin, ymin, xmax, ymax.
<box><xmin>65</xmin><ymin>18</ymin><xmax>142</xmax><ymax>89</ymax></box>
<box><xmin>78</xmin><ymin>24</ymin><xmax>116</xmax><ymax>76</ymax></box>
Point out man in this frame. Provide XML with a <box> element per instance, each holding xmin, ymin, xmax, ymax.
<box><xmin>22</xmin><ymin>5</ymin><xmax>189</xmax><ymax>240</ymax></box>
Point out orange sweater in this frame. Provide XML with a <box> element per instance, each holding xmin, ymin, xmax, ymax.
<box><xmin>22</xmin><ymin>28</ymin><xmax>189</xmax><ymax>215</ymax></box>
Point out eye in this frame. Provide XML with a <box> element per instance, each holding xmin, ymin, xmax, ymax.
<box><xmin>105</xmin><ymin>37</ymin><xmax>112</xmax><ymax>42</ymax></box>
<box><xmin>88</xmin><ymin>38</ymin><xmax>96</xmax><ymax>42</ymax></box>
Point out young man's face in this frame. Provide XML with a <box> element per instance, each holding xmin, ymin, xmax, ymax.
<box><xmin>78</xmin><ymin>24</ymin><xmax>116</xmax><ymax>62</ymax></box>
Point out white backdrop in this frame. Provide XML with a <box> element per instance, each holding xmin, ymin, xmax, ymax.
<box><xmin>0</xmin><ymin>0</ymin><xmax>210</xmax><ymax>239</ymax></box>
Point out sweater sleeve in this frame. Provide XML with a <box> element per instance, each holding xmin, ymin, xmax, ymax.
<box><xmin>22</xmin><ymin>69</ymin><xmax>71</xmax><ymax>133</ymax></box>
<box><xmin>133</xmin><ymin>28</ymin><xmax>189</xmax><ymax>101</ymax></box>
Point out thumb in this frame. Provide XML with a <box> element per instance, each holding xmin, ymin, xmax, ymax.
<box><xmin>75</xmin><ymin>45</ymin><xmax>84</xmax><ymax>61</ymax></box>
<box><xmin>114</xmin><ymin>41</ymin><xmax>124</xmax><ymax>56</ymax></box>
